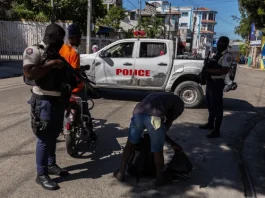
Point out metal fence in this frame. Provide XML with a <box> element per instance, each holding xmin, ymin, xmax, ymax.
<box><xmin>0</xmin><ymin>21</ymin><xmax>116</xmax><ymax>60</ymax></box>
<box><xmin>79</xmin><ymin>37</ymin><xmax>116</xmax><ymax>54</ymax></box>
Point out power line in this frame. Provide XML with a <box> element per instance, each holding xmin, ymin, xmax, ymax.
<box><xmin>126</xmin><ymin>0</ymin><xmax>137</xmax><ymax>9</ymax></box>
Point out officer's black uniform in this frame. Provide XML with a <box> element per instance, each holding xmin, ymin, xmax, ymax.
<box><xmin>200</xmin><ymin>47</ymin><xmax>233</xmax><ymax>138</ymax></box>
<box><xmin>23</xmin><ymin>24</ymin><xmax>71</xmax><ymax>190</ymax></box>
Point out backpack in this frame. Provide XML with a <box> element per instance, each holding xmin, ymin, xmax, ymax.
<box><xmin>127</xmin><ymin>133</ymin><xmax>193</xmax><ymax>183</ymax></box>
<box><xmin>166</xmin><ymin>151</ymin><xmax>193</xmax><ymax>178</ymax></box>
<box><xmin>224</xmin><ymin>60</ymin><xmax>238</xmax><ymax>92</ymax></box>
<box><xmin>127</xmin><ymin>133</ymin><xmax>156</xmax><ymax>182</ymax></box>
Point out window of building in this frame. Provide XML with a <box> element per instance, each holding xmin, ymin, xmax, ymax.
<box><xmin>208</xmin><ymin>24</ymin><xmax>214</xmax><ymax>32</ymax></box>
<box><xmin>182</xmin><ymin>12</ymin><xmax>189</xmax><ymax>17</ymax></box>
<box><xmin>130</xmin><ymin>12</ymin><xmax>135</xmax><ymax>20</ymax></box>
<box><xmin>202</xmin><ymin>13</ymin><xmax>207</xmax><ymax>20</ymax></box>
<box><xmin>104</xmin><ymin>42</ymin><xmax>135</xmax><ymax>58</ymax></box>
<box><xmin>139</xmin><ymin>42</ymin><xmax>167</xmax><ymax>58</ymax></box>
<box><xmin>200</xmin><ymin>36</ymin><xmax>205</xmax><ymax>44</ymax></box>
<box><xmin>209</xmin><ymin>13</ymin><xmax>215</xmax><ymax>20</ymax></box>
<box><xmin>201</xmin><ymin>24</ymin><xmax>207</xmax><ymax>31</ymax></box>
<box><xmin>180</xmin><ymin>23</ymin><xmax>188</xmax><ymax>27</ymax></box>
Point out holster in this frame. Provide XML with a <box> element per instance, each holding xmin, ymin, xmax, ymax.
<box><xmin>30</xmin><ymin>98</ymin><xmax>49</xmax><ymax>136</ymax></box>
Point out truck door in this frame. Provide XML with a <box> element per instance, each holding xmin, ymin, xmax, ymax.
<box><xmin>93</xmin><ymin>41</ymin><xmax>136</xmax><ymax>86</ymax></box>
<box><xmin>133</xmin><ymin>41</ymin><xmax>172</xmax><ymax>88</ymax></box>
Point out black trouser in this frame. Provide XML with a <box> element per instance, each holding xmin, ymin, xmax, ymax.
<box><xmin>206</xmin><ymin>78</ymin><xmax>225</xmax><ymax>131</ymax></box>
<box><xmin>29</xmin><ymin>94</ymin><xmax>65</xmax><ymax>176</ymax></box>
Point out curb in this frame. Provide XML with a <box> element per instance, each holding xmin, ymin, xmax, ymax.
<box><xmin>238</xmin><ymin>65</ymin><xmax>265</xmax><ymax>71</ymax></box>
<box><xmin>232</xmin><ymin>114</ymin><xmax>265</xmax><ymax>198</ymax></box>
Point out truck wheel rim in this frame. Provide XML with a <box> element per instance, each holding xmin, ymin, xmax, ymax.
<box><xmin>180</xmin><ymin>87</ymin><xmax>198</xmax><ymax>105</ymax></box>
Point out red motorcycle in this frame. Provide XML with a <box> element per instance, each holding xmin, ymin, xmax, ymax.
<box><xmin>63</xmin><ymin>66</ymin><xmax>97</xmax><ymax>157</ymax></box>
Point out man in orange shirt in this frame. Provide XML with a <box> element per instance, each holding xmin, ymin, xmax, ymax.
<box><xmin>60</xmin><ymin>24</ymin><xmax>97</xmax><ymax>140</ymax></box>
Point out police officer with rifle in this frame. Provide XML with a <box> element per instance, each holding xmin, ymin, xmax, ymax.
<box><xmin>199</xmin><ymin>36</ymin><xmax>233</xmax><ymax>138</ymax></box>
<box><xmin>23</xmin><ymin>23</ymin><xmax>96</xmax><ymax>190</ymax></box>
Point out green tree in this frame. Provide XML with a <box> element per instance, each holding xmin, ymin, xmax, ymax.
<box><xmin>137</xmin><ymin>16</ymin><xmax>164</xmax><ymax>38</ymax></box>
<box><xmin>1</xmin><ymin>0</ymin><xmax>106</xmax><ymax>33</ymax></box>
<box><xmin>238</xmin><ymin>0</ymin><xmax>265</xmax><ymax>34</ymax></box>
<box><xmin>96</xmin><ymin>6</ymin><xmax>126</xmax><ymax>31</ymax></box>
<box><xmin>239</xmin><ymin>43</ymin><xmax>249</xmax><ymax>55</ymax></box>
<box><xmin>234</xmin><ymin>14</ymin><xmax>251</xmax><ymax>40</ymax></box>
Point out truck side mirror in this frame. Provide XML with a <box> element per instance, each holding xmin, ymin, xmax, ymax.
<box><xmin>99</xmin><ymin>51</ymin><xmax>105</xmax><ymax>58</ymax></box>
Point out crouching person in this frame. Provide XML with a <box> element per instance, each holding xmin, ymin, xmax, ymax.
<box><xmin>114</xmin><ymin>92</ymin><xmax>184</xmax><ymax>186</ymax></box>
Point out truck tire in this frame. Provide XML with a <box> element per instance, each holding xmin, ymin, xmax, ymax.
<box><xmin>174</xmin><ymin>81</ymin><xmax>204</xmax><ymax>108</ymax></box>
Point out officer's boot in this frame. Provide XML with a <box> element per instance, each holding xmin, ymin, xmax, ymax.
<box><xmin>207</xmin><ymin>120</ymin><xmax>221</xmax><ymax>138</ymax></box>
<box><xmin>199</xmin><ymin>117</ymin><xmax>214</xmax><ymax>130</ymax></box>
<box><xmin>199</xmin><ymin>123</ymin><xmax>214</xmax><ymax>130</ymax></box>
<box><xmin>36</xmin><ymin>175</ymin><xmax>59</xmax><ymax>190</ymax></box>
<box><xmin>206</xmin><ymin>130</ymin><xmax>220</xmax><ymax>138</ymax></box>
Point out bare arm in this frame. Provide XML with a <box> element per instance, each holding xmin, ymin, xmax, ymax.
<box><xmin>23</xmin><ymin>46</ymin><xmax>65</xmax><ymax>80</ymax></box>
<box><xmin>23</xmin><ymin>59</ymin><xmax>64</xmax><ymax>80</ymax></box>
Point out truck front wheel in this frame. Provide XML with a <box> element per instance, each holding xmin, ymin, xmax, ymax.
<box><xmin>174</xmin><ymin>81</ymin><xmax>204</xmax><ymax>108</ymax></box>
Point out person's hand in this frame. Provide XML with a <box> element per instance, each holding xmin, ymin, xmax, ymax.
<box><xmin>50</xmin><ymin>59</ymin><xmax>65</xmax><ymax>69</ymax></box>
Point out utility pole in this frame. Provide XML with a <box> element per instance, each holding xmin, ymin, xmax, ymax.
<box><xmin>190</xmin><ymin>8</ymin><xmax>198</xmax><ymax>53</ymax></box>
<box><xmin>51</xmin><ymin>0</ymin><xmax>55</xmax><ymax>23</ymax></box>
<box><xmin>138</xmin><ymin>0</ymin><xmax>142</xmax><ymax>28</ymax></box>
<box><xmin>167</xmin><ymin>3</ymin><xmax>171</xmax><ymax>40</ymax></box>
<box><xmin>86</xmin><ymin>0</ymin><xmax>92</xmax><ymax>54</ymax></box>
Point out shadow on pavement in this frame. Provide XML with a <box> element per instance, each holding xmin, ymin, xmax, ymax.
<box><xmin>98</xmin><ymin>89</ymin><xmax>257</xmax><ymax>113</ymax></box>
<box><xmin>55</xmin><ymin>91</ymin><xmax>265</xmax><ymax>197</ymax></box>
<box><xmin>56</xmin><ymin>121</ymin><xmax>128</xmax><ymax>183</ymax></box>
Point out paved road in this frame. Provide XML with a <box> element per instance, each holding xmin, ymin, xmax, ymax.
<box><xmin>0</xmin><ymin>67</ymin><xmax>265</xmax><ymax>198</ymax></box>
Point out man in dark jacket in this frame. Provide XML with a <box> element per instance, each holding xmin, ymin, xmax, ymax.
<box><xmin>114</xmin><ymin>92</ymin><xmax>184</xmax><ymax>186</ymax></box>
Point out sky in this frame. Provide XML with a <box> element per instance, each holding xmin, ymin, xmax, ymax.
<box><xmin>123</xmin><ymin>0</ymin><xmax>242</xmax><ymax>40</ymax></box>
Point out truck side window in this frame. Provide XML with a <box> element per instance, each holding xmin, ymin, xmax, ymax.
<box><xmin>104</xmin><ymin>42</ymin><xmax>134</xmax><ymax>58</ymax></box>
<box><xmin>139</xmin><ymin>42</ymin><xmax>167</xmax><ymax>58</ymax></box>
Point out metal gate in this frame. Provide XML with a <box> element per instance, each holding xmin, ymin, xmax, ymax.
<box><xmin>0</xmin><ymin>21</ymin><xmax>70</xmax><ymax>61</ymax></box>
<box><xmin>0</xmin><ymin>21</ymin><xmax>116</xmax><ymax>60</ymax></box>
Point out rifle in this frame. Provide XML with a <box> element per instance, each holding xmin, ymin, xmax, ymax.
<box><xmin>42</xmin><ymin>45</ymin><xmax>100</xmax><ymax>97</ymax></box>
<box><xmin>200</xmin><ymin>51</ymin><xmax>211</xmax><ymax>85</ymax></box>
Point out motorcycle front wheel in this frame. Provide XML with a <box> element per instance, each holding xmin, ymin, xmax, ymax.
<box><xmin>65</xmin><ymin>134</ymin><xmax>77</xmax><ymax>157</ymax></box>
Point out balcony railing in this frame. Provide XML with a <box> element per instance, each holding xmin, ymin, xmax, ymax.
<box><xmin>201</xmin><ymin>20</ymin><xmax>217</xmax><ymax>24</ymax></box>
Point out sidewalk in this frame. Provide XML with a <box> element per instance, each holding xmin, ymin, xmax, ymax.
<box><xmin>242</xmin><ymin>115</ymin><xmax>265</xmax><ymax>198</ymax></box>
<box><xmin>0</xmin><ymin>61</ymin><xmax>23</xmax><ymax>79</ymax></box>
<box><xmin>238</xmin><ymin>64</ymin><xmax>265</xmax><ymax>71</ymax></box>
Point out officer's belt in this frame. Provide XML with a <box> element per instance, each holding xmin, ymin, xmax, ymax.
<box><xmin>31</xmin><ymin>92</ymin><xmax>61</xmax><ymax>101</ymax></box>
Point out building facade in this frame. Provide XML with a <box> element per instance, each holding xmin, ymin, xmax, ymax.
<box><xmin>102</xmin><ymin>0</ymin><xmax>123</xmax><ymax>10</ymax></box>
<box><xmin>193</xmin><ymin>7</ymin><xmax>218</xmax><ymax>58</ymax></box>
<box><xmin>121</xmin><ymin>2</ymin><xmax>218</xmax><ymax>58</ymax></box>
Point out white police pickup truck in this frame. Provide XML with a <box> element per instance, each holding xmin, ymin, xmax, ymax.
<box><xmin>80</xmin><ymin>38</ymin><xmax>205</xmax><ymax>108</ymax></box>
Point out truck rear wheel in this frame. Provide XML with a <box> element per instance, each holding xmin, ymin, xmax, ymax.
<box><xmin>174</xmin><ymin>81</ymin><xmax>204</xmax><ymax>108</ymax></box>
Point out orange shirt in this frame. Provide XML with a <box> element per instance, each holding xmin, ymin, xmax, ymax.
<box><xmin>59</xmin><ymin>44</ymin><xmax>84</xmax><ymax>93</ymax></box>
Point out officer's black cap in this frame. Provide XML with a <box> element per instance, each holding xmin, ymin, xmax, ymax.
<box><xmin>43</xmin><ymin>23</ymin><xmax>66</xmax><ymax>44</ymax></box>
